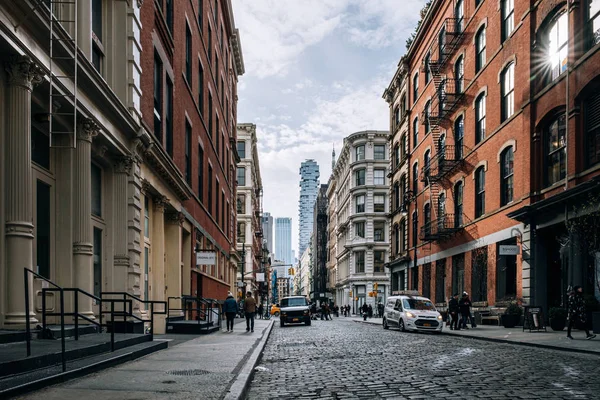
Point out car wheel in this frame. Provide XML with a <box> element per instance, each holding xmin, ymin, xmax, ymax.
<box><xmin>274</xmin><ymin>312</ymin><xmax>280</xmax><ymax>317</ymax></box>
<box><xmin>305</xmin><ymin>320</ymin><xmax>311</xmax><ymax>326</ymax></box>
<box><xmin>383</xmin><ymin>318</ymin><xmax>389</xmax><ymax>330</ymax></box>
<box><xmin>399</xmin><ymin>318</ymin><xmax>406</xmax><ymax>332</ymax></box>
<box><xmin>280</xmin><ymin>320</ymin><xmax>285</xmax><ymax>327</ymax></box>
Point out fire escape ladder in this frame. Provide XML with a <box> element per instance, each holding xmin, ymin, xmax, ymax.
<box><xmin>48</xmin><ymin>0</ymin><xmax>78</xmax><ymax>148</ymax></box>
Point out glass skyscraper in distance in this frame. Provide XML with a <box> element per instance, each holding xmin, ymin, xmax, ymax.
<box><xmin>262</xmin><ymin>212</ymin><xmax>274</xmax><ymax>256</ymax></box>
<box><xmin>275</xmin><ymin>217</ymin><xmax>293</xmax><ymax>266</ymax></box>
<box><xmin>298</xmin><ymin>160</ymin><xmax>320</xmax><ymax>256</ymax></box>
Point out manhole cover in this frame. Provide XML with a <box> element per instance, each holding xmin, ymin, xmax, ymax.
<box><xmin>166</xmin><ymin>369</ymin><xmax>211</xmax><ymax>376</ymax></box>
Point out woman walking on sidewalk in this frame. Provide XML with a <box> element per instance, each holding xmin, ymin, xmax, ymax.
<box><xmin>223</xmin><ymin>292</ymin><xmax>238</xmax><ymax>333</ymax></box>
<box><xmin>567</xmin><ymin>286</ymin><xmax>596</xmax><ymax>340</ymax></box>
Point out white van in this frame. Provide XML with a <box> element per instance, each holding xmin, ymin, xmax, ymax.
<box><xmin>383</xmin><ymin>294</ymin><xmax>443</xmax><ymax>333</ymax></box>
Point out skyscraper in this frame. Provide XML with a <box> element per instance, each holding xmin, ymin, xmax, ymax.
<box><xmin>275</xmin><ymin>217</ymin><xmax>293</xmax><ymax>266</ymax></box>
<box><xmin>298</xmin><ymin>160</ymin><xmax>320</xmax><ymax>256</ymax></box>
<box><xmin>262</xmin><ymin>212</ymin><xmax>274</xmax><ymax>255</ymax></box>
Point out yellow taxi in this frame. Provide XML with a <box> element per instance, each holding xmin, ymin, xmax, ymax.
<box><xmin>270</xmin><ymin>304</ymin><xmax>280</xmax><ymax>317</ymax></box>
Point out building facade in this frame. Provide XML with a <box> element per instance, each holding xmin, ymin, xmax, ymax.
<box><xmin>140</xmin><ymin>0</ymin><xmax>244</xmax><ymax>308</ymax></box>
<box><xmin>296</xmin><ymin>246</ymin><xmax>311</xmax><ymax>297</ymax></box>
<box><xmin>298</xmin><ymin>159</ymin><xmax>320</xmax><ymax>256</ymax></box>
<box><xmin>384</xmin><ymin>59</ymin><xmax>411</xmax><ymax>294</ymax></box>
<box><xmin>311</xmin><ymin>184</ymin><xmax>329</xmax><ymax>304</ymax></box>
<box><xmin>275</xmin><ymin>217</ymin><xmax>292</xmax><ymax>265</ymax></box>
<box><xmin>262</xmin><ymin>212</ymin><xmax>274</xmax><ymax>256</ymax></box>
<box><xmin>387</xmin><ymin>0</ymin><xmax>600</xmax><ymax>313</ymax></box>
<box><xmin>236</xmin><ymin>124</ymin><xmax>263</xmax><ymax>300</ymax></box>
<box><xmin>328</xmin><ymin>131</ymin><xmax>391</xmax><ymax>312</ymax></box>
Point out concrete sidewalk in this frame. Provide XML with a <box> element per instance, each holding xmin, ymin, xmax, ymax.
<box><xmin>15</xmin><ymin>317</ymin><xmax>274</xmax><ymax>400</ymax></box>
<box><xmin>352</xmin><ymin>316</ymin><xmax>600</xmax><ymax>355</ymax></box>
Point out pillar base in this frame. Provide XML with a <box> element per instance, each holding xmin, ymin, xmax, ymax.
<box><xmin>3</xmin><ymin>311</ymin><xmax>38</xmax><ymax>327</ymax></box>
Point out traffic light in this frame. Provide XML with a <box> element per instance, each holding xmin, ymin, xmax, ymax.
<box><xmin>288</xmin><ymin>267</ymin><xmax>295</xmax><ymax>275</ymax></box>
<box><xmin>374</xmin><ymin>283</ymin><xmax>378</xmax><ymax>291</ymax></box>
<box><xmin>349</xmin><ymin>291</ymin><xmax>353</xmax><ymax>297</ymax></box>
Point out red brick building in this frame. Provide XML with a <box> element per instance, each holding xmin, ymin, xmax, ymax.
<box><xmin>140</xmin><ymin>0</ymin><xmax>244</xmax><ymax>302</ymax></box>
<box><xmin>391</xmin><ymin>0</ymin><xmax>600</xmax><ymax>314</ymax></box>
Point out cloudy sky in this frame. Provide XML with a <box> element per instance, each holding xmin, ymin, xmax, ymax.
<box><xmin>232</xmin><ymin>0</ymin><xmax>425</xmax><ymax>257</ymax></box>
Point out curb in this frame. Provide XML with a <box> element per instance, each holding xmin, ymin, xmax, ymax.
<box><xmin>223</xmin><ymin>319</ymin><xmax>275</xmax><ymax>400</ymax></box>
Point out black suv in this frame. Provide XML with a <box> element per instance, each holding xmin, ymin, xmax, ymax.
<box><xmin>279</xmin><ymin>296</ymin><xmax>311</xmax><ymax>327</ymax></box>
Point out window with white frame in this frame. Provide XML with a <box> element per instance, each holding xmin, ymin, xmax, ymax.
<box><xmin>374</xmin><ymin>194</ymin><xmax>385</xmax><ymax>212</ymax></box>
<box><xmin>354</xmin><ymin>221</ymin><xmax>365</xmax><ymax>238</ymax></box>
<box><xmin>548</xmin><ymin>12</ymin><xmax>568</xmax><ymax>81</ymax></box>
<box><xmin>355</xmin><ymin>251</ymin><xmax>365</xmax><ymax>273</ymax></box>
<box><xmin>501</xmin><ymin>63</ymin><xmax>515</xmax><ymax>121</ymax></box>
<box><xmin>374</xmin><ymin>144</ymin><xmax>386</xmax><ymax>160</ymax></box>
<box><xmin>502</xmin><ymin>0</ymin><xmax>515</xmax><ymax>42</ymax></box>
<box><xmin>355</xmin><ymin>195</ymin><xmax>365</xmax><ymax>213</ymax></box>
<box><xmin>374</xmin><ymin>169</ymin><xmax>385</xmax><ymax>185</ymax></box>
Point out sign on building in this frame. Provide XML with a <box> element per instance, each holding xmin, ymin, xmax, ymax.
<box><xmin>196</xmin><ymin>251</ymin><xmax>216</xmax><ymax>266</ymax></box>
<box><xmin>256</xmin><ymin>273</ymin><xmax>265</xmax><ymax>282</ymax></box>
<box><xmin>499</xmin><ymin>245</ymin><xmax>520</xmax><ymax>256</ymax></box>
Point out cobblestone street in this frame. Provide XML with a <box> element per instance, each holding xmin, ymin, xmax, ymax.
<box><xmin>246</xmin><ymin>318</ymin><xmax>600</xmax><ymax>399</ymax></box>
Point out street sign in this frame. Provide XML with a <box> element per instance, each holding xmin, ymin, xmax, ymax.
<box><xmin>236</xmin><ymin>281</ymin><xmax>244</xmax><ymax>287</ymax></box>
<box><xmin>256</xmin><ymin>273</ymin><xmax>265</xmax><ymax>282</ymax></box>
<box><xmin>499</xmin><ymin>245</ymin><xmax>520</xmax><ymax>256</ymax></box>
<box><xmin>196</xmin><ymin>251</ymin><xmax>216</xmax><ymax>265</ymax></box>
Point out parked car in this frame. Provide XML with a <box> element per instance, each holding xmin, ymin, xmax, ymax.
<box><xmin>279</xmin><ymin>296</ymin><xmax>311</xmax><ymax>327</ymax></box>
<box><xmin>383</xmin><ymin>294</ymin><xmax>443</xmax><ymax>333</ymax></box>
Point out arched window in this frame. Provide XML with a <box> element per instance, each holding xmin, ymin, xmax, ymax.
<box><xmin>424</xmin><ymin>100</ymin><xmax>431</xmax><ymax>134</ymax></box>
<box><xmin>475</xmin><ymin>167</ymin><xmax>486</xmax><ymax>218</ymax></box>
<box><xmin>500</xmin><ymin>147</ymin><xmax>514</xmax><ymax>206</ymax></box>
<box><xmin>475</xmin><ymin>93</ymin><xmax>486</xmax><ymax>144</ymax></box>
<box><xmin>475</xmin><ymin>26</ymin><xmax>486</xmax><ymax>73</ymax></box>
<box><xmin>413</xmin><ymin>117</ymin><xmax>419</xmax><ymax>148</ymax></box>
<box><xmin>501</xmin><ymin>63</ymin><xmax>515</xmax><ymax>121</ymax></box>
<box><xmin>424</xmin><ymin>150</ymin><xmax>431</xmax><ymax>184</ymax></box>
<box><xmin>400</xmin><ymin>135</ymin><xmax>407</xmax><ymax>162</ymax></box>
<box><xmin>455</xmin><ymin>56</ymin><xmax>464</xmax><ymax>93</ymax></box>
<box><xmin>454</xmin><ymin>181</ymin><xmax>463</xmax><ymax>227</ymax></box>
<box><xmin>412</xmin><ymin>163</ymin><xmax>419</xmax><ymax>193</ymax></box>
<box><xmin>439</xmin><ymin>26</ymin><xmax>447</xmax><ymax>55</ymax></box>
<box><xmin>455</xmin><ymin>0</ymin><xmax>464</xmax><ymax>33</ymax></box>
<box><xmin>413</xmin><ymin>73</ymin><xmax>419</xmax><ymax>104</ymax></box>
<box><xmin>589</xmin><ymin>0</ymin><xmax>600</xmax><ymax>48</ymax></box>
<box><xmin>548</xmin><ymin>12</ymin><xmax>568</xmax><ymax>81</ymax></box>
<box><xmin>424</xmin><ymin>52</ymin><xmax>431</xmax><ymax>84</ymax></box>
<box><xmin>454</xmin><ymin>116</ymin><xmax>464</xmax><ymax>159</ymax></box>
<box><xmin>394</xmin><ymin>106</ymin><xmax>400</xmax><ymax>128</ymax></box>
<box><xmin>400</xmin><ymin>174</ymin><xmax>407</xmax><ymax>209</ymax></box>
<box><xmin>394</xmin><ymin>143</ymin><xmax>400</xmax><ymax>168</ymax></box>
<box><xmin>545</xmin><ymin>114</ymin><xmax>566</xmax><ymax>186</ymax></box>
<box><xmin>399</xmin><ymin>219</ymin><xmax>407</xmax><ymax>253</ymax></box>
<box><xmin>394</xmin><ymin>224</ymin><xmax>400</xmax><ymax>255</ymax></box>
<box><xmin>394</xmin><ymin>181</ymin><xmax>400</xmax><ymax>211</ymax></box>
<box><xmin>501</xmin><ymin>0</ymin><xmax>515</xmax><ymax>42</ymax></box>
<box><xmin>424</xmin><ymin>203</ymin><xmax>431</xmax><ymax>236</ymax></box>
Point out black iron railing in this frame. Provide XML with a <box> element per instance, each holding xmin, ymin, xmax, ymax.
<box><xmin>100</xmin><ymin>292</ymin><xmax>167</xmax><ymax>341</ymax></box>
<box><xmin>428</xmin><ymin>79</ymin><xmax>467</xmax><ymax>124</ymax></box>
<box><xmin>420</xmin><ymin>145</ymin><xmax>464</xmax><ymax>183</ymax></box>
<box><xmin>166</xmin><ymin>296</ymin><xmax>222</xmax><ymax>332</ymax></box>
<box><xmin>420</xmin><ymin>213</ymin><xmax>469</xmax><ymax>242</ymax></box>
<box><xmin>427</xmin><ymin>18</ymin><xmax>467</xmax><ymax>71</ymax></box>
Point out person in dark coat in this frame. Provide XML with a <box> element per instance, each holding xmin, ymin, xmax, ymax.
<box><xmin>458</xmin><ymin>292</ymin><xmax>473</xmax><ymax>329</ymax></box>
<box><xmin>367</xmin><ymin>304</ymin><xmax>373</xmax><ymax>318</ymax></box>
<box><xmin>377</xmin><ymin>302</ymin><xmax>384</xmax><ymax>318</ymax></box>
<box><xmin>223</xmin><ymin>292</ymin><xmax>238</xmax><ymax>333</ymax></box>
<box><xmin>448</xmin><ymin>293</ymin><xmax>460</xmax><ymax>330</ymax></box>
<box><xmin>257</xmin><ymin>303</ymin><xmax>264</xmax><ymax>319</ymax></box>
<box><xmin>361</xmin><ymin>303</ymin><xmax>368</xmax><ymax>316</ymax></box>
<box><xmin>567</xmin><ymin>286</ymin><xmax>596</xmax><ymax>340</ymax></box>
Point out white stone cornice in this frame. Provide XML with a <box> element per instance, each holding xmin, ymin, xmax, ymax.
<box><xmin>5</xmin><ymin>55</ymin><xmax>44</xmax><ymax>91</ymax></box>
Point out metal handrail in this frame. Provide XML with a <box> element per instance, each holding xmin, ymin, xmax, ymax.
<box><xmin>101</xmin><ymin>292</ymin><xmax>166</xmax><ymax>339</ymax></box>
<box><xmin>167</xmin><ymin>296</ymin><xmax>221</xmax><ymax>332</ymax></box>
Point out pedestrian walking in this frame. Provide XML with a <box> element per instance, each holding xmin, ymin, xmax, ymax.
<box><xmin>367</xmin><ymin>304</ymin><xmax>373</xmax><ymax>319</ymax></box>
<box><xmin>567</xmin><ymin>286</ymin><xmax>596</xmax><ymax>340</ymax></box>
<box><xmin>377</xmin><ymin>302</ymin><xmax>384</xmax><ymax>318</ymax></box>
<box><xmin>244</xmin><ymin>291</ymin><xmax>257</xmax><ymax>332</ymax></box>
<box><xmin>458</xmin><ymin>292</ymin><xmax>473</xmax><ymax>329</ymax></box>
<box><xmin>448</xmin><ymin>293</ymin><xmax>460</xmax><ymax>330</ymax></box>
<box><xmin>223</xmin><ymin>292</ymin><xmax>238</xmax><ymax>332</ymax></box>
<box><xmin>258</xmin><ymin>303</ymin><xmax>264</xmax><ymax>320</ymax></box>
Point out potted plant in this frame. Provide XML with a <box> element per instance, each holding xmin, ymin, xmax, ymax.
<box><xmin>502</xmin><ymin>302</ymin><xmax>522</xmax><ymax>328</ymax></box>
<box><xmin>548</xmin><ymin>307</ymin><xmax>567</xmax><ymax>331</ymax></box>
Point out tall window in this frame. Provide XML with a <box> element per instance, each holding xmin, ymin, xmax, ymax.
<box><xmin>374</xmin><ymin>169</ymin><xmax>385</xmax><ymax>185</ymax></box>
<box><xmin>208</xmin><ymin>93</ymin><xmax>213</xmax><ymax>139</ymax></box>
<box><xmin>424</xmin><ymin>101</ymin><xmax>431</xmax><ymax>134</ymax></box>
<box><xmin>438</xmin><ymin>25</ymin><xmax>447</xmax><ymax>57</ymax></box>
<box><xmin>413</xmin><ymin>73</ymin><xmax>419</xmax><ymax>103</ymax></box>
<box><xmin>400</xmin><ymin>135</ymin><xmax>407</xmax><ymax>161</ymax></box>
<box><xmin>394</xmin><ymin>224</ymin><xmax>400</xmax><ymax>254</ymax></box>
<box><xmin>501</xmin><ymin>0</ymin><xmax>515</xmax><ymax>42</ymax></box>
<box><xmin>185</xmin><ymin>25</ymin><xmax>192</xmax><ymax>82</ymax></box>
<box><xmin>215</xmin><ymin>180</ymin><xmax>220</xmax><ymax>224</ymax></box>
<box><xmin>198</xmin><ymin>62</ymin><xmax>204</xmax><ymax>113</ymax></box>
<box><xmin>355</xmin><ymin>195</ymin><xmax>365</xmax><ymax>213</ymax></box>
<box><xmin>501</xmin><ymin>63</ymin><xmax>515</xmax><ymax>122</ymax></box>
<box><xmin>91</xmin><ymin>0</ymin><xmax>104</xmax><ymax>73</ymax></box>
<box><xmin>412</xmin><ymin>211</ymin><xmax>418</xmax><ymax>246</ymax></box>
<box><xmin>424</xmin><ymin>53</ymin><xmax>431</xmax><ymax>84</ymax></box>
<box><xmin>412</xmin><ymin>163</ymin><xmax>419</xmax><ymax>193</ymax></box>
<box><xmin>454</xmin><ymin>181</ymin><xmax>463</xmax><ymax>227</ymax></box>
<box><xmin>185</xmin><ymin>121</ymin><xmax>192</xmax><ymax>184</ymax></box>
<box><xmin>475</xmin><ymin>167</ymin><xmax>486</xmax><ymax>218</ymax></box>
<box><xmin>374</xmin><ymin>195</ymin><xmax>385</xmax><ymax>212</ymax></box>
<box><xmin>424</xmin><ymin>203</ymin><xmax>431</xmax><ymax>236</ymax></box>
<box><xmin>354</xmin><ymin>221</ymin><xmax>365</xmax><ymax>238</ymax></box>
<box><xmin>166</xmin><ymin>77</ymin><xmax>173</xmax><ymax>156</ymax></box>
<box><xmin>208</xmin><ymin>26</ymin><xmax>212</xmax><ymax>62</ymax></box>
<box><xmin>500</xmin><ymin>147</ymin><xmax>514</xmax><ymax>206</ymax></box>
<box><xmin>413</xmin><ymin>117</ymin><xmax>419</xmax><ymax>148</ymax></box>
<box><xmin>455</xmin><ymin>0</ymin><xmax>464</xmax><ymax>33</ymax></box>
<box><xmin>208</xmin><ymin>165</ymin><xmax>213</xmax><ymax>213</ymax></box>
<box><xmin>237</xmin><ymin>222</ymin><xmax>245</xmax><ymax>243</ymax></box>
<box><xmin>237</xmin><ymin>166</ymin><xmax>246</xmax><ymax>186</ymax></box>
<box><xmin>36</xmin><ymin>181</ymin><xmax>50</xmax><ymax>278</ymax></box>
<box><xmin>475</xmin><ymin>26</ymin><xmax>486</xmax><ymax>73</ymax></box>
<box><xmin>455</xmin><ymin>56</ymin><xmax>464</xmax><ymax>93</ymax></box>
<box><xmin>585</xmin><ymin>92</ymin><xmax>600</xmax><ymax>166</ymax></box>
<box><xmin>237</xmin><ymin>195</ymin><xmax>245</xmax><ymax>214</ymax></box>
<box><xmin>355</xmin><ymin>251</ymin><xmax>365</xmax><ymax>273</ymax></box>
<box><xmin>374</xmin><ymin>251</ymin><xmax>385</xmax><ymax>273</ymax></box>
<box><xmin>198</xmin><ymin>145</ymin><xmax>204</xmax><ymax>202</ymax></box>
<box><xmin>374</xmin><ymin>144</ymin><xmax>386</xmax><ymax>160</ymax></box>
<box><xmin>399</xmin><ymin>219</ymin><xmax>406</xmax><ymax>252</ymax></box>
<box><xmin>454</xmin><ymin>116</ymin><xmax>464</xmax><ymax>159</ymax></box>
<box><xmin>589</xmin><ymin>0</ymin><xmax>600</xmax><ymax>48</ymax></box>
<box><xmin>355</xmin><ymin>145</ymin><xmax>365</xmax><ymax>161</ymax></box>
<box><xmin>198</xmin><ymin>0</ymin><xmax>203</xmax><ymax>29</ymax></box>
<box><xmin>438</xmin><ymin>193</ymin><xmax>446</xmax><ymax>220</ymax></box>
<box><xmin>93</xmin><ymin>228</ymin><xmax>102</xmax><ymax>298</ymax></box>
<box><xmin>153</xmin><ymin>51</ymin><xmax>163</xmax><ymax>141</ymax></box>
<box><xmin>475</xmin><ymin>93</ymin><xmax>486</xmax><ymax>144</ymax></box>
<box><xmin>355</xmin><ymin>168</ymin><xmax>366</xmax><ymax>186</ymax></box>
<box><xmin>424</xmin><ymin>150</ymin><xmax>431</xmax><ymax>183</ymax></box>
<box><xmin>548</xmin><ymin>12</ymin><xmax>568</xmax><ymax>81</ymax></box>
<box><xmin>237</xmin><ymin>140</ymin><xmax>246</xmax><ymax>158</ymax></box>
<box><xmin>394</xmin><ymin>106</ymin><xmax>400</xmax><ymax>129</ymax></box>
<box><xmin>394</xmin><ymin>182</ymin><xmax>400</xmax><ymax>210</ymax></box>
<box><xmin>144</xmin><ymin>196</ymin><xmax>150</xmax><ymax>238</ymax></box>
<box><xmin>546</xmin><ymin>114</ymin><xmax>566</xmax><ymax>186</ymax></box>
<box><xmin>91</xmin><ymin>163</ymin><xmax>102</xmax><ymax>217</ymax></box>
<box><xmin>373</xmin><ymin>221</ymin><xmax>385</xmax><ymax>241</ymax></box>
<box><xmin>394</xmin><ymin>144</ymin><xmax>400</xmax><ymax>168</ymax></box>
